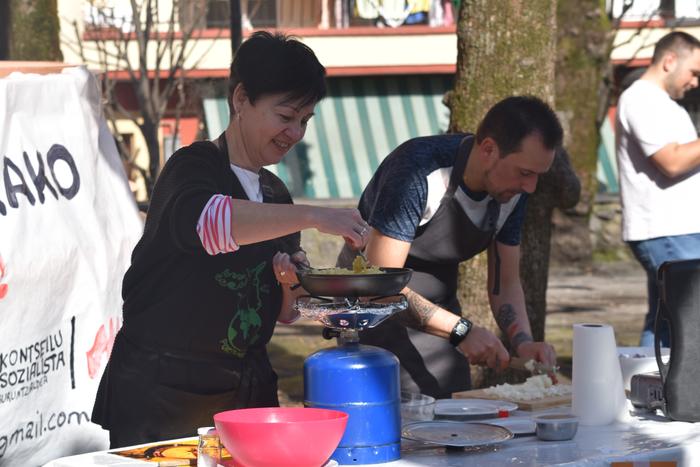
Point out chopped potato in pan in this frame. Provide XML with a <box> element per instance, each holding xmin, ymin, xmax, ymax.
<box><xmin>310</xmin><ymin>255</ymin><xmax>384</xmax><ymax>275</ymax></box>
<box><xmin>352</xmin><ymin>254</ymin><xmax>380</xmax><ymax>274</ymax></box>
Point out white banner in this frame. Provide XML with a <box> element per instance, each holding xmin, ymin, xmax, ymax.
<box><xmin>0</xmin><ymin>66</ymin><xmax>143</xmax><ymax>466</ymax></box>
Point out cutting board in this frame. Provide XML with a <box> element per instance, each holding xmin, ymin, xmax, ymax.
<box><xmin>452</xmin><ymin>387</ymin><xmax>572</xmax><ymax>411</ymax></box>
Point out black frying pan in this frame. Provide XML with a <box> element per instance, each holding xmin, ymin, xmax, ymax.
<box><xmin>295</xmin><ymin>267</ymin><xmax>413</xmax><ymax>297</ymax></box>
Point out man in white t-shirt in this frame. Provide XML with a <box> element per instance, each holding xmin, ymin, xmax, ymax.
<box><xmin>616</xmin><ymin>31</ymin><xmax>700</xmax><ymax>347</ymax></box>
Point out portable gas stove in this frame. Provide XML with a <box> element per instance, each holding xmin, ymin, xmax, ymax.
<box><xmin>294</xmin><ymin>266</ymin><xmax>412</xmax><ymax>465</ymax></box>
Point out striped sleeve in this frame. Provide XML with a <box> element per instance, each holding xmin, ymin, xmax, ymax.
<box><xmin>196</xmin><ymin>194</ymin><xmax>239</xmax><ymax>255</ymax></box>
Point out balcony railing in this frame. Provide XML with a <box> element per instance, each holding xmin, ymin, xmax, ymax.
<box><xmin>184</xmin><ymin>0</ymin><xmax>458</xmax><ymax>32</ymax></box>
<box><xmin>82</xmin><ymin>0</ymin><xmax>459</xmax><ymax>44</ymax></box>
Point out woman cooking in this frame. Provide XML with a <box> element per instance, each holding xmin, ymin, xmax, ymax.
<box><xmin>92</xmin><ymin>31</ymin><xmax>370</xmax><ymax>448</ymax></box>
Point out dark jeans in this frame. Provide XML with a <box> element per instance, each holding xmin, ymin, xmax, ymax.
<box><xmin>628</xmin><ymin>233</ymin><xmax>700</xmax><ymax>347</ymax></box>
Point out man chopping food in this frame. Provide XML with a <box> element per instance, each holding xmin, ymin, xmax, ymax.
<box><xmin>338</xmin><ymin>96</ymin><xmax>561</xmax><ymax>398</ymax></box>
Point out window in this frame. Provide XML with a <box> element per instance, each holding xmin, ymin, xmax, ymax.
<box><xmin>206</xmin><ymin>0</ymin><xmax>230</xmax><ymax>28</ymax></box>
<box><xmin>204</xmin><ymin>0</ymin><xmax>277</xmax><ymax>29</ymax></box>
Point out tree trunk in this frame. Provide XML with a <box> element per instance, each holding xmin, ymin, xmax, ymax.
<box><xmin>9</xmin><ymin>0</ymin><xmax>63</xmax><ymax>61</ymax></box>
<box><xmin>552</xmin><ymin>0</ymin><xmax>613</xmax><ymax>266</ymax></box>
<box><xmin>140</xmin><ymin>119</ymin><xmax>161</xmax><ymax>196</ymax></box>
<box><xmin>0</xmin><ymin>2</ymin><xmax>10</xmax><ymax>59</ymax></box>
<box><xmin>447</xmin><ymin>0</ymin><xmax>579</xmax><ymax>388</ymax></box>
<box><xmin>521</xmin><ymin>148</ymin><xmax>579</xmax><ymax>343</ymax></box>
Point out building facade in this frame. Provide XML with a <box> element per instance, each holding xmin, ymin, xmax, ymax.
<box><xmin>58</xmin><ymin>0</ymin><xmax>700</xmax><ymax>200</ymax></box>
<box><xmin>58</xmin><ymin>0</ymin><xmax>458</xmax><ymax>201</ymax></box>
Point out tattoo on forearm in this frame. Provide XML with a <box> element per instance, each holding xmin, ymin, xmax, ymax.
<box><xmin>396</xmin><ymin>289</ymin><xmax>440</xmax><ymax>330</ymax></box>
<box><xmin>496</xmin><ymin>304</ymin><xmax>517</xmax><ymax>333</ymax></box>
<box><xmin>511</xmin><ymin>331</ymin><xmax>534</xmax><ymax>351</ymax></box>
<box><xmin>496</xmin><ymin>303</ymin><xmax>533</xmax><ymax>350</ymax></box>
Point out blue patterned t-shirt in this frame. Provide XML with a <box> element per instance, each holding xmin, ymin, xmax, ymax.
<box><xmin>358</xmin><ymin>134</ymin><xmax>527</xmax><ymax>246</ymax></box>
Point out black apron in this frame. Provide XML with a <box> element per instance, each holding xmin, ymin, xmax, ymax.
<box><xmin>350</xmin><ymin>136</ymin><xmax>499</xmax><ymax>398</ymax></box>
<box><xmin>93</xmin><ymin>135</ymin><xmax>289</xmax><ymax>448</ymax></box>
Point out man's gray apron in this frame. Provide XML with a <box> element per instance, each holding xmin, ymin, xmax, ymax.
<box><xmin>339</xmin><ymin>136</ymin><xmax>499</xmax><ymax>398</ymax></box>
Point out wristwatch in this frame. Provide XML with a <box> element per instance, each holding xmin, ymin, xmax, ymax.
<box><xmin>449</xmin><ymin>317</ymin><xmax>473</xmax><ymax>347</ymax></box>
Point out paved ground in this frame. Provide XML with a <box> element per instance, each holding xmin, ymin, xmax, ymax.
<box><xmin>269</xmin><ymin>260</ymin><xmax>649</xmax><ymax>406</ymax></box>
<box><xmin>545</xmin><ymin>261</ymin><xmax>647</xmax><ymax>381</ymax></box>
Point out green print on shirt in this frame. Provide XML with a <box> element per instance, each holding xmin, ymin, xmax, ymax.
<box><xmin>215</xmin><ymin>262</ymin><xmax>269</xmax><ymax>357</ymax></box>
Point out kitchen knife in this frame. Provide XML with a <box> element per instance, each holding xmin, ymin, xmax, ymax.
<box><xmin>508</xmin><ymin>356</ymin><xmax>560</xmax><ymax>376</ymax></box>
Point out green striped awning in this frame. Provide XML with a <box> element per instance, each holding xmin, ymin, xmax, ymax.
<box><xmin>597</xmin><ymin>113</ymin><xmax>619</xmax><ymax>194</ymax></box>
<box><xmin>204</xmin><ymin>75</ymin><xmax>452</xmax><ymax>199</ymax></box>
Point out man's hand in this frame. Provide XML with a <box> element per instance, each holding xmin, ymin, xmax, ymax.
<box><xmin>457</xmin><ymin>325</ymin><xmax>510</xmax><ymax>370</ymax></box>
<box><xmin>516</xmin><ymin>341</ymin><xmax>557</xmax><ymax>367</ymax></box>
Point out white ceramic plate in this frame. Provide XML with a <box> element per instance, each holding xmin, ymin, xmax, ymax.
<box><xmin>617</xmin><ymin>346</ymin><xmax>669</xmax><ymax>359</ymax></box>
<box><xmin>434</xmin><ymin>398</ymin><xmax>518</xmax><ymax>420</ymax></box>
<box><xmin>402</xmin><ymin>421</ymin><xmax>514</xmax><ymax>447</ymax></box>
<box><xmin>617</xmin><ymin>346</ymin><xmax>670</xmax><ymax>391</ymax></box>
<box><xmin>481</xmin><ymin>417</ymin><xmax>536</xmax><ymax>436</ymax></box>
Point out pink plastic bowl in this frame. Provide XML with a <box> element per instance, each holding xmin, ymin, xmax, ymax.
<box><xmin>214</xmin><ymin>407</ymin><xmax>348</xmax><ymax>467</ymax></box>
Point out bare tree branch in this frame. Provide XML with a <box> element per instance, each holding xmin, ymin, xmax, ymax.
<box><xmin>64</xmin><ymin>0</ymin><xmax>212</xmax><ymax>197</ymax></box>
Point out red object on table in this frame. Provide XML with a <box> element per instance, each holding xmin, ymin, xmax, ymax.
<box><xmin>214</xmin><ymin>407</ymin><xmax>348</xmax><ymax>467</ymax></box>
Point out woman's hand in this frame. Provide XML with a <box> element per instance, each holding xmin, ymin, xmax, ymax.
<box><xmin>311</xmin><ymin>207</ymin><xmax>369</xmax><ymax>249</ymax></box>
<box><xmin>273</xmin><ymin>250</ymin><xmax>308</xmax><ymax>285</ymax></box>
<box><xmin>274</xmin><ymin>250</ymin><xmax>308</xmax><ymax>324</ymax></box>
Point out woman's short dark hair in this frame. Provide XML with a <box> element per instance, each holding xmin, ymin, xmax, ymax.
<box><xmin>475</xmin><ymin>95</ymin><xmax>563</xmax><ymax>157</ymax></box>
<box><xmin>227</xmin><ymin>31</ymin><xmax>327</xmax><ymax>115</ymax></box>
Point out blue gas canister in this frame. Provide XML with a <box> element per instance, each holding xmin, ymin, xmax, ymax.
<box><xmin>304</xmin><ymin>342</ymin><xmax>401</xmax><ymax>464</ymax></box>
